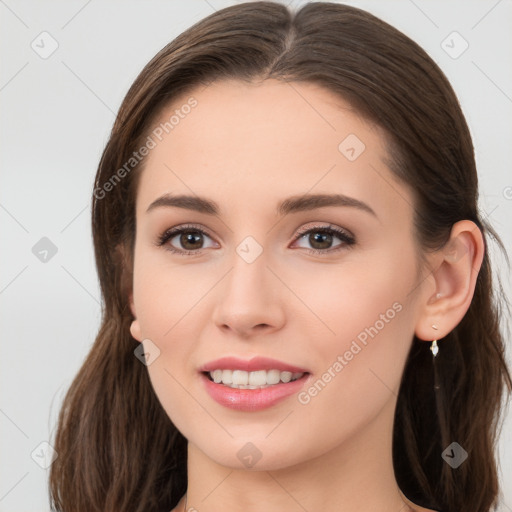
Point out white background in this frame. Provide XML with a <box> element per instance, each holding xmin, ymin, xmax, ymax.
<box><xmin>1</xmin><ymin>1</ymin><xmax>511</xmax><ymax>511</ymax></box>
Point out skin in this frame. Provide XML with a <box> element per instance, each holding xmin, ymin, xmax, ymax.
<box><xmin>128</xmin><ymin>79</ymin><xmax>484</xmax><ymax>512</ymax></box>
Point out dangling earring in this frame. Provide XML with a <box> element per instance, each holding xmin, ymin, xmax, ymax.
<box><xmin>429</xmin><ymin>323</ymin><xmax>449</xmax><ymax>451</ymax></box>
<box><xmin>430</xmin><ymin>324</ymin><xmax>440</xmax><ymax>391</ymax></box>
<box><xmin>430</xmin><ymin>324</ymin><xmax>439</xmax><ymax>357</ymax></box>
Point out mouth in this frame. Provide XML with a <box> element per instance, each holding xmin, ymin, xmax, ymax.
<box><xmin>200</xmin><ymin>370</ymin><xmax>311</xmax><ymax>411</ymax></box>
<box><xmin>202</xmin><ymin>369</ymin><xmax>309</xmax><ymax>389</ymax></box>
<box><xmin>198</xmin><ymin>356</ymin><xmax>311</xmax><ymax>410</ymax></box>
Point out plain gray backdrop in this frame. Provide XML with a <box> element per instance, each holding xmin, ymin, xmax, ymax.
<box><xmin>1</xmin><ymin>0</ymin><xmax>511</xmax><ymax>511</ymax></box>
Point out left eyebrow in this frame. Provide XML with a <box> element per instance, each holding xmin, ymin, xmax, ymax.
<box><xmin>145</xmin><ymin>192</ymin><xmax>377</xmax><ymax>218</ymax></box>
<box><xmin>276</xmin><ymin>193</ymin><xmax>377</xmax><ymax>218</ymax></box>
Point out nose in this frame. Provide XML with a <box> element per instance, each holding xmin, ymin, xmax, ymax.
<box><xmin>211</xmin><ymin>251</ymin><xmax>286</xmax><ymax>339</ymax></box>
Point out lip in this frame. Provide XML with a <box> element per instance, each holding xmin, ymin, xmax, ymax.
<box><xmin>199</xmin><ymin>356</ymin><xmax>309</xmax><ymax>373</ymax></box>
<box><xmin>200</xmin><ymin>372</ymin><xmax>311</xmax><ymax>411</ymax></box>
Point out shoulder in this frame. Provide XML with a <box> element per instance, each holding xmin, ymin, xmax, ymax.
<box><xmin>399</xmin><ymin>491</ymin><xmax>440</xmax><ymax>512</ymax></box>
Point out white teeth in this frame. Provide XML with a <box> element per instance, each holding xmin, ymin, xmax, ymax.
<box><xmin>280</xmin><ymin>371</ymin><xmax>292</xmax><ymax>383</ymax></box>
<box><xmin>248</xmin><ymin>370</ymin><xmax>267</xmax><ymax>386</ymax></box>
<box><xmin>266</xmin><ymin>369</ymin><xmax>281</xmax><ymax>385</ymax></box>
<box><xmin>232</xmin><ymin>370</ymin><xmax>248</xmax><ymax>386</ymax></box>
<box><xmin>207</xmin><ymin>369</ymin><xmax>305</xmax><ymax>388</ymax></box>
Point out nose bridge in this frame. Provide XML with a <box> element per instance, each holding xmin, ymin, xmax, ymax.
<box><xmin>212</xmin><ymin>238</ymin><xmax>285</xmax><ymax>335</ymax></box>
<box><xmin>224</xmin><ymin>242</ymin><xmax>272</xmax><ymax>305</ymax></box>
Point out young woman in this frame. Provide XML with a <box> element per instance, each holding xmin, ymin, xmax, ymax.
<box><xmin>49</xmin><ymin>2</ymin><xmax>511</xmax><ymax>512</ymax></box>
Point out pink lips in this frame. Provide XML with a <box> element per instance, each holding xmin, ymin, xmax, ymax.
<box><xmin>199</xmin><ymin>356</ymin><xmax>311</xmax><ymax>412</ymax></box>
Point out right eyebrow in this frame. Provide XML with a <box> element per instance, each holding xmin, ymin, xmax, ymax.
<box><xmin>146</xmin><ymin>194</ymin><xmax>219</xmax><ymax>215</ymax></box>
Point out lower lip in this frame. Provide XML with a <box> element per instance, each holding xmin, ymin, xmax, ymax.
<box><xmin>200</xmin><ymin>372</ymin><xmax>311</xmax><ymax>411</ymax></box>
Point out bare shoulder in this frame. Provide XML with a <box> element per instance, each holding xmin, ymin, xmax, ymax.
<box><xmin>401</xmin><ymin>493</ymin><xmax>440</xmax><ymax>512</ymax></box>
<box><xmin>413</xmin><ymin>506</ymin><xmax>440</xmax><ymax>512</ymax></box>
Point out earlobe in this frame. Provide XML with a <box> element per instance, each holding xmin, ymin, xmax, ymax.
<box><xmin>128</xmin><ymin>293</ymin><xmax>142</xmax><ymax>341</ymax></box>
<box><xmin>415</xmin><ymin>220</ymin><xmax>484</xmax><ymax>342</ymax></box>
<box><xmin>130</xmin><ymin>319</ymin><xmax>143</xmax><ymax>342</ymax></box>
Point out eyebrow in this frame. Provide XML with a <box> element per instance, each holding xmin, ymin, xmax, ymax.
<box><xmin>146</xmin><ymin>193</ymin><xmax>377</xmax><ymax>218</ymax></box>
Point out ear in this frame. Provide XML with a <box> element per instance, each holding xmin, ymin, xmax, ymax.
<box><xmin>130</xmin><ymin>318</ymin><xmax>143</xmax><ymax>342</ymax></box>
<box><xmin>129</xmin><ymin>291</ymin><xmax>136</xmax><ymax>317</ymax></box>
<box><xmin>415</xmin><ymin>220</ymin><xmax>485</xmax><ymax>342</ymax></box>
<box><xmin>115</xmin><ymin>242</ymin><xmax>143</xmax><ymax>343</ymax></box>
<box><xmin>129</xmin><ymin>291</ymin><xmax>143</xmax><ymax>342</ymax></box>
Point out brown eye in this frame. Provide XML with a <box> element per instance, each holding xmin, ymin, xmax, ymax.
<box><xmin>177</xmin><ymin>231</ymin><xmax>204</xmax><ymax>250</ymax></box>
<box><xmin>292</xmin><ymin>225</ymin><xmax>355</xmax><ymax>255</ymax></box>
<box><xmin>308</xmin><ymin>231</ymin><xmax>334</xmax><ymax>250</ymax></box>
<box><xmin>157</xmin><ymin>225</ymin><xmax>217</xmax><ymax>255</ymax></box>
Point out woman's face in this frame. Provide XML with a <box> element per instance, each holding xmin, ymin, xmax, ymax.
<box><xmin>129</xmin><ymin>79</ymin><xmax>429</xmax><ymax>469</ymax></box>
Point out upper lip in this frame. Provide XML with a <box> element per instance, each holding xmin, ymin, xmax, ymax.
<box><xmin>199</xmin><ymin>356</ymin><xmax>309</xmax><ymax>374</ymax></box>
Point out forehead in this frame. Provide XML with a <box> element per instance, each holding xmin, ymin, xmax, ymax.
<box><xmin>150</xmin><ymin>78</ymin><xmax>383</xmax><ymax>165</ymax></box>
<box><xmin>136</xmin><ymin>79</ymin><xmax>412</xmax><ymax>223</ymax></box>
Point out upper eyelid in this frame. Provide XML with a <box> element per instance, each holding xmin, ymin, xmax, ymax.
<box><xmin>295</xmin><ymin>223</ymin><xmax>353</xmax><ymax>237</ymax></box>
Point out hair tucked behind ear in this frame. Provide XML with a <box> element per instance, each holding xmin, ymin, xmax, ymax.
<box><xmin>49</xmin><ymin>2</ymin><xmax>511</xmax><ymax>511</ymax></box>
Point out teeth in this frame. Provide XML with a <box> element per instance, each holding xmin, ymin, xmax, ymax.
<box><xmin>207</xmin><ymin>369</ymin><xmax>305</xmax><ymax>388</ymax></box>
<box><xmin>281</xmin><ymin>371</ymin><xmax>292</xmax><ymax>383</ymax></box>
<box><xmin>248</xmin><ymin>370</ymin><xmax>267</xmax><ymax>386</ymax></box>
<box><xmin>232</xmin><ymin>370</ymin><xmax>248</xmax><ymax>386</ymax></box>
<box><xmin>265</xmin><ymin>369</ymin><xmax>281</xmax><ymax>385</ymax></box>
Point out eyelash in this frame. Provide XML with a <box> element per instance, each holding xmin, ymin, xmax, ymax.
<box><xmin>156</xmin><ymin>223</ymin><xmax>356</xmax><ymax>256</ymax></box>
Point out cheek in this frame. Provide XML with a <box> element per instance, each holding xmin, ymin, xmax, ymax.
<box><xmin>280</xmin><ymin>246</ymin><xmax>416</xmax><ymax>350</ymax></box>
<box><xmin>131</xmin><ymin>251</ymin><xmax>218</xmax><ymax>421</ymax></box>
<box><xmin>285</xmin><ymin>247</ymin><xmax>417</xmax><ymax>406</ymax></box>
<box><xmin>132</xmin><ymin>248</ymin><xmax>217</xmax><ymax>339</ymax></box>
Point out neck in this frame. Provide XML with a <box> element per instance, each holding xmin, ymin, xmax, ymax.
<box><xmin>182</xmin><ymin>395</ymin><xmax>415</xmax><ymax>512</ymax></box>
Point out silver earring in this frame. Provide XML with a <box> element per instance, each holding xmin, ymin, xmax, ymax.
<box><xmin>430</xmin><ymin>324</ymin><xmax>441</xmax><ymax>391</ymax></box>
<box><xmin>430</xmin><ymin>324</ymin><xmax>439</xmax><ymax>357</ymax></box>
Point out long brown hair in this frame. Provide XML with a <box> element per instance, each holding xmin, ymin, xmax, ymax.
<box><xmin>49</xmin><ymin>2</ymin><xmax>512</xmax><ymax>511</ymax></box>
